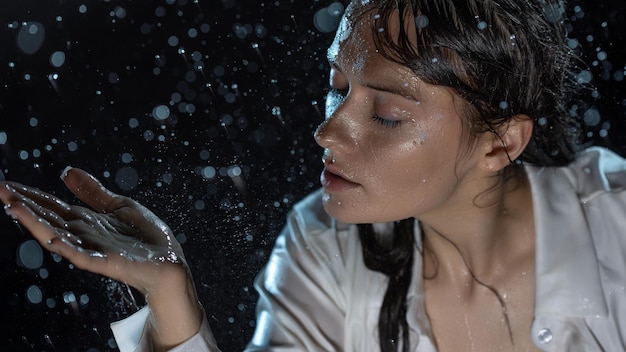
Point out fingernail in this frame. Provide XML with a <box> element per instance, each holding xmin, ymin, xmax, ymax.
<box><xmin>60</xmin><ymin>166</ymin><xmax>73</xmax><ymax>181</ymax></box>
<box><xmin>4</xmin><ymin>204</ymin><xmax>18</xmax><ymax>220</ymax></box>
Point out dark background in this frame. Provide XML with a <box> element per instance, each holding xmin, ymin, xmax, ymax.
<box><xmin>0</xmin><ymin>0</ymin><xmax>624</xmax><ymax>351</ymax></box>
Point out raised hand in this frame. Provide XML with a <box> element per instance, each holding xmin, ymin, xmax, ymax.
<box><xmin>0</xmin><ymin>167</ymin><xmax>203</xmax><ymax>350</ymax></box>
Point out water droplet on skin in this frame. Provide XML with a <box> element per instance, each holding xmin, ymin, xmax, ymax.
<box><xmin>537</xmin><ymin>328</ymin><xmax>553</xmax><ymax>344</ymax></box>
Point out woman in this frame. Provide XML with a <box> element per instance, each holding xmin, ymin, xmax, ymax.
<box><xmin>1</xmin><ymin>0</ymin><xmax>625</xmax><ymax>351</ymax></box>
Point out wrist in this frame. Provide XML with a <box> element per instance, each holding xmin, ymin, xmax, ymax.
<box><xmin>145</xmin><ymin>275</ymin><xmax>203</xmax><ymax>350</ymax></box>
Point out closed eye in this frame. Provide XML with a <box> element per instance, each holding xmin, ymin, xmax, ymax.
<box><xmin>371</xmin><ymin>115</ymin><xmax>401</xmax><ymax>128</ymax></box>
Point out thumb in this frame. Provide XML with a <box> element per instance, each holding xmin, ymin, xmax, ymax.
<box><xmin>61</xmin><ymin>166</ymin><xmax>120</xmax><ymax>213</ymax></box>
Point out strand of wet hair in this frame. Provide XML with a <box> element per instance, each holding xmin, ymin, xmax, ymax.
<box><xmin>358</xmin><ymin>220</ymin><xmax>414</xmax><ymax>352</ymax></box>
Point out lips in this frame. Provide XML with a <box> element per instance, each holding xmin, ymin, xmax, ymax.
<box><xmin>320</xmin><ymin>166</ymin><xmax>360</xmax><ymax>192</ymax></box>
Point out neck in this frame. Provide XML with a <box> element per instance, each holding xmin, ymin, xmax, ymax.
<box><xmin>419</xmin><ymin>167</ymin><xmax>535</xmax><ymax>285</ymax></box>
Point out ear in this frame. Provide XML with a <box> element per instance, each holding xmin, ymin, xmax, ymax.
<box><xmin>480</xmin><ymin>114</ymin><xmax>533</xmax><ymax>172</ymax></box>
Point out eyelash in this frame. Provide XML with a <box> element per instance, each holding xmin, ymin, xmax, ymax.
<box><xmin>327</xmin><ymin>88</ymin><xmax>401</xmax><ymax>129</ymax></box>
<box><xmin>371</xmin><ymin>115</ymin><xmax>401</xmax><ymax>128</ymax></box>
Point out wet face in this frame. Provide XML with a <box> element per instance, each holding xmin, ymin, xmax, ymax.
<box><xmin>314</xmin><ymin>4</ymin><xmax>484</xmax><ymax>224</ymax></box>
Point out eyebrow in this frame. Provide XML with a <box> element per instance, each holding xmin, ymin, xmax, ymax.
<box><xmin>327</xmin><ymin>56</ymin><xmax>420</xmax><ymax>102</ymax></box>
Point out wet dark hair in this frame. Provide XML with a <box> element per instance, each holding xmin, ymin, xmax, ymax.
<box><xmin>355</xmin><ymin>0</ymin><xmax>583</xmax><ymax>166</ymax></box>
<box><xmin>354</xmin><ymin>0</ymin><xmax>584</xmax><ymax>351</ymax></box>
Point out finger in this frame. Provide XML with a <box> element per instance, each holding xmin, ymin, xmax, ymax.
<box><xmin>2</xmin><ymin>197</ymin><xmax>120</xmax><ymax>277</ymax></box>
<box><xmin>61</xmin><ymin>167</ymin><xmax>122</xmax><ymax>214</ymax></box>
<box><xmin>44</xmin><ymin>233</ymin><xmax>119</xmax><ymax>280</ymax></box>
<box><xmin>0</xmin><ymin>181</ymin><xmax>73</xmax><ymax>218</ymax></box>
<box><xmin>3</xmin><ymin>200</ymin><xmax>64</xmax><ymax>249</ymax></box>
<box><xmin>0</xmin><ymin>183</ymin><xmax>73</xmax><ymax>230</ymax></box>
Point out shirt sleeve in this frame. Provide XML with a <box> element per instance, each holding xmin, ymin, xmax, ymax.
<box><xmin>110</xmin><ymin>306</ymin><xmax>220</xmax><ymax>352</ymax></box>
<box><xmin>245</xmin><ymin>203</ymin><xmax>348</xmax><ymax>351</ymax></box>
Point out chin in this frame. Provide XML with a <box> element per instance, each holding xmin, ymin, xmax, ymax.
<box><xmin>321</xmin><ymin>193</ymin><xmax>361</xmax><ymax>224</ymax></box>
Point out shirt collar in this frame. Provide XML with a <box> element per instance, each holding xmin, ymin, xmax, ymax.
<box><xmin>526</xmin><ymin>162</ymin><xmax>608</xmax><ymax>318</ymax></box>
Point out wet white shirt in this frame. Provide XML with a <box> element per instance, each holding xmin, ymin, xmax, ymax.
<box><xmin>111</xmin><ymin>146</ymin><xmax>626</xmax><ymax>351</ymax></box>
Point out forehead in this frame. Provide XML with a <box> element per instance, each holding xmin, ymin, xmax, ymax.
<box><xmin>326</xmin><ymin>3</ymin><xmax>387</xmax><ymax>64</ymax></box>
<box><xmin>326</xmin><ymin>3</ymin><xmax>416</xmax><ymax>83</ymax></box>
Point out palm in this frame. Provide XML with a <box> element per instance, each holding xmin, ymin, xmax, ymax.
<box><xmin>0</xmin><ymin>167</ymin><xmax>189</xmax><ymax>296</ymax></box>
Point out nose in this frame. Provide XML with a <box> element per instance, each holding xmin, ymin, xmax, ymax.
<box><xmin>314</xmin><ymin>98</ymin><xmax>357</xmax><ymax>152</ymax></box>
<box><xmin>313</xmin><ymin>118</ymin><xmax>332</xmax><ymax>148</ymax></box>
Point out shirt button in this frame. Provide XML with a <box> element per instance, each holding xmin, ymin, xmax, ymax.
<box><xmin>537</xmin><ymin>328</ymin><xmax>553</xmax><ymax>344</ymax></box>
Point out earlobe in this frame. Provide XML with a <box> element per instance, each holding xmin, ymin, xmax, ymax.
<box><xmin>481</xmin><ymin>114</ymin><xmax>533</xmax><ymax>172</ymax></box>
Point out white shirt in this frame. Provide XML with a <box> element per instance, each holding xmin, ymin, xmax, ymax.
<box><xmin>112</xmin><ymin>147</ymin><xmax>626</xmax><ymax>351</ymax></box>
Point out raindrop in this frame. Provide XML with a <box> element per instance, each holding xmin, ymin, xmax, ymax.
<box><xmin>538</xmin><ymin>117</ymin><xmax>547</xmax><ymax>126</ymax></box>
<box><xmin>113</xmin><ymin>6</ymin><xmax>127</xmax><ymax>19</ymax></box>
<box><xmin>583</xmin><ymin>107</ymin><xmax>601</xmax><ymax>126</ymax></box>
<box><xmin>17</xmin><ymin>22</ymin><xmax>46</xmax><ymax>54</ymax></box>
<box><xmin>313</xmin><ymin>2</ymin><xmax>344</xmax><ymax>33</ymax></box>
<box><xmin>202</xmin><ymin>166</ymin><xmax>216</xmax><ymax>179</ymax></box>
<box><xmin>46</xmin><ymin>297</ymin><xmax>56</xmax><ymax>308</ymax></box>
<box><xmin>567</xmin><ymin>38</ymin><xmax>579</xmax><ymax>49</ymax></box>
<box><xmin>477</xmin><ymin>21</ymin><xmax>488</xmax><ymax>30</ymax></box>
<box><xmin>152</xmin><ymin>105</ymin><xmax>171</xmax><ymax>120</ymax></box>
<box><xmin>79</xmin><ymin>294</ymin><xmax>90</xmax><ymax>305</ymax></box>
<box><xmin>168</xmin><ymin>35</ymin><xmax>179</xmax><ymax>46</ymax></box>
<box><xmin>19</xmin><ymin>150</ymin><xmax>29</xmax><ymax>160</ymax></box>
<box><xmin>67</xmin><ymin>141</ymin><xmax>78</xmax><ymax>152</ymax></box>
<box><xmin>50</xmin><ymin>51</ymin><xmax>66</xmax><ymax>68</ymax></box>
<box><xmin>199</xmin><ymin>149</ymin><xmax>210</xmax><ymax>160</ymax></box>
<box><xmin>140</xmin><ymin>23</ymin><xmax>151</xmax><ymax>34</ymax></box>
<box><xmin>194</xmin><ymin>200</ymin><xmax>205</xmax><ymax>210</ymax></box>
<box><xmin>155</xmin><ymin>6</ymin><xmax>166</xmax><ymax>17</ymax></box>
<box><xmin>415</xmin><ymin>15</ymin><xmax>429</xmax><ymax>29</ymax></box>
<box><xmin>63</xmin><ymin>291</ymin><xmax>76</xmax><ymax>304</ymax></box>
<box><xmin>121</xmin><ymin>152</ymin><xmax>133</xmax><ymax>163</ymax></box>
<box><xmin>129</xmin><ymin>117</ymin><xmax>139</xmax><ymax>128</ymax></box>
<box><xmin>228</xmin><ymin>166</ymin><xmax>242</xmax><ymax>177</ymax></box>
<box><xmin>115</xmin><ymin>166</ymin><xmax>139</xmax><ymax>191</ymax></box>
<box><xmin>143</xmin><ymin>130</ymin><xmax>155</xmax><ymax>141</ymax></box>
<box><xmin>18</xmin><ymin>240</ymin><xmax>44</xmax><ymax>269</ymax></box>
<box><xmin>26</xmin><ymin>285</ymin><xmax>43</xmax><ymax>304</ymax></box>
<box><xmin>576</xmin><ymin>70</ymin><xmax>593</xmax><ymax>84</ymax></box>
<box><xmin>108</xmin><ymin>72</ymin><xmax>120</xmax><ymax>84</ymax></box>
